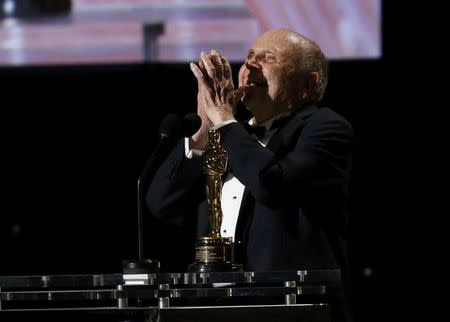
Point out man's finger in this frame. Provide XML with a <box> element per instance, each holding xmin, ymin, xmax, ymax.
<box><xmin>221</xmin><ymin>55</ymin><xmax>232</xmax><ymax>82</ymax></box>
<box><xmin>200</xmin><ymin>51</ymin><xmax>217</xmax><ymax>80</ymax></box>
<box><xmin>210</xmin><ymin>49</ymin><xmax>224</xmax><ymax>80</ymax></box>
<box><xmin>238</xmin><ymin>64</ymin><xmax>247</xmax><ymax>88</ymax></box>
<box><xmin>190</xmin><ymin>62</ymin><xmax>207</xmax><ymax>85</ymax></box>
<box><xmin>199</xmin><ymin>58</ymin><xmax>207</xmax><ymax>77</ymax></box>
<box><xmin>233</xmin><ymin>85</ymin><xmax>250</xmax><ymax>103</ymax></box>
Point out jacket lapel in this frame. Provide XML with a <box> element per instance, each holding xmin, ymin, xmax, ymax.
<box><xmin>234</xmin><ymin>105</ymin><xmax>318</xmax><ymax>254</ymax></box>
<box><xmin>266</xmin><ymin>104</ymin><xmax>317</xmax><ymax>153</ymax></box>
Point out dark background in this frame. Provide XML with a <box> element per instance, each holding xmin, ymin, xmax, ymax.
<box><xmin>0</xmin><ymin>1</ymin><xmax>440</xmax><ymax>322</ymax></box>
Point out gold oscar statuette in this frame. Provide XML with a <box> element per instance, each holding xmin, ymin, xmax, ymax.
<box><xmin>188</xmin><ymin>129</ymin><xmax>242</xmax><ymax>272</ymax></box>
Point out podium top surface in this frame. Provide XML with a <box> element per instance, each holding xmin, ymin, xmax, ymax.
<box><xmin>0</xmin><ymin>270</ymin><xmax>341</xmax><ymax>289</ymax></box>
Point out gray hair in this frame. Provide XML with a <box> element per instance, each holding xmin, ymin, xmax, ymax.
<box><xmin>298</xmin><ymin>35</ymin><xmax>329</xmax><ymax>103</ymax></box>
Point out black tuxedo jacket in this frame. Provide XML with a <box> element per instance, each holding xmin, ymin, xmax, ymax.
<box><xmin>146</xmin><ymin>104</ymin><xmax>354</xmax><ymax>273</ymax></box>
<box><xmin>147</xmin><ymin>105</ymin><xmax>355</xmax><ymax>322</ymax></box>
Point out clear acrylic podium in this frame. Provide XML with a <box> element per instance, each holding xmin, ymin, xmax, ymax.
<box><xmin>0</xmin><ymin>270</ymin><xmax>340</xmax><ymax>322</ymax></box>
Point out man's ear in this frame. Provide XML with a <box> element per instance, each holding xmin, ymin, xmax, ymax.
<box><xmin>306</xmin><ymin>72</ymin><xmax>320</xmax><ymax>92</ymax></box>
<box><xmin>299</xmin><ymin>72</ymin><xmax>320</xmax><ymax>100</ymax></box>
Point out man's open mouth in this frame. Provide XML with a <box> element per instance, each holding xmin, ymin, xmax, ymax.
<box><xmin>246</xmin><ymin>79</ymin><xmax>267</xmax><ymax>87</ymax></box>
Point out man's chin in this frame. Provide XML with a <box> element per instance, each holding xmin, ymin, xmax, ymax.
<box><xmin>242</xmin><ymin>94</ymin><xmax>268</xmax><ymax>112</ymax></box>
<box><xmin>241</xmin><ymin>96</ymin><xmax>255</xmax><ymax>112</ymax></box>
<box><xmin>241</xmin><ymin>91</ymin><xmax>258</xmax><ymax>107</ymax></box>
<box><xmin>243</xmin><ymin>103</ymin><xmax>262</xmax><ymax>117</ymax></box>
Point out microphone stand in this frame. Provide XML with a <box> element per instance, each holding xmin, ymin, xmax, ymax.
<box><xmin>122</xmin><ymin>135</ymin><xmax>168</xmax><ymax>275</ymax></box>
<box><xmin>136</xmin><ymin>134</ymin><xmax>168</xmax><ymax>263</ymax></box>
<box><xmin>122</xmin><ymin>113</ymin><xmax>200</xmax><ymax>275</ymax></box>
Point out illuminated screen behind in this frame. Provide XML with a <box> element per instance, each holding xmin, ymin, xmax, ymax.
<box><xmin>0</xmin><ymin>0</ymin><xmax>381</xmax><ymax>66</ymax></box>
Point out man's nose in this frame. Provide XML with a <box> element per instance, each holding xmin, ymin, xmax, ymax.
<box><xmin>245</xmin><ymin>56</ymin><xmax>262</xmax><ymax>70</ymax></box>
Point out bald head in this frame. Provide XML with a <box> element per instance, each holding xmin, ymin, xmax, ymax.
<box><xmin>252</xmin><ymin>28</ymin><xmax>303</xmax><ymax>52</ymax></box>
<box><xmin>253</xmin><ymin>28</ymin><xmax>328</xmax><ymax>103</ymax></box>
<box><xmin>239</xmin><ymin>28</ymin><xmax>328</xmax><ymax>122</ymax></box>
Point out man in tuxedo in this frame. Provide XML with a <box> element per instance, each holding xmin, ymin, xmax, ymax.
<box><xmin>146</xmin><ymin>28</ymin><xmax>354</xmax><ymax>321</ymax></box>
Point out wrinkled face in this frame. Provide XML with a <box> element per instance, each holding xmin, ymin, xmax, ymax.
<box><xmin>239</xmin><ymin>30</ymin><xmax>304</xmax><ymax>116</ymax></box>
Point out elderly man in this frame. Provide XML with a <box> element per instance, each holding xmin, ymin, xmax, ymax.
<box><xmin>147</xmin><ymin>28</ymin><xmax>354</xmax><ymax>321</ymax></box>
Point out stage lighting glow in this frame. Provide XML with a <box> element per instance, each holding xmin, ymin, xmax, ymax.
<box><xmin>363</xmin><ymin>267</ymin><xmax>373</xmax><ymax>277</ymax></box>
<box><xmin>11</xmin><ymin>223</ymin><xmax>21</xmax><ymax>234</ymax></box>
<box><xmin>0</xmin><ymin>0</ymin><xmax>381</xmax><ymax>66</ymax></box>
<box><xmin>2</xmin><ymin>0</ymin><xmax>15</xmax><ymax>16</ymax></box>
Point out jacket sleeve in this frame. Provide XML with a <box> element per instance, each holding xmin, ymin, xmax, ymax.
<box><xmin>146</xmin><ymin>139</ymin><xmax>204</xmax><ymax>226</ymax></box>
<box><xmin>218</xmin><ymin>112</ymin><xmax>354</xmax><ymax>207</ymax></box>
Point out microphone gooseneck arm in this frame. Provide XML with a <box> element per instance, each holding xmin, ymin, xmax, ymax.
<box><xmin>135</xmin><ymin>113</ymin><xmax>201</xmax><ymax>261</ymax></box>
<box><xmin>136</xmin><ymin>133</ymin><xmax>167</xmax><ymax>261</ymax></box>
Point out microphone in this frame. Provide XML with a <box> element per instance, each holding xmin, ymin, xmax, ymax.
<box><xmin>122</xmin><ymin>113</ymin><xmax>201</xmax><ymax>274</ymax></box>
<box><xmin>158</xmin><ymin>112</ymin><xmax>201</xmax><ymax>144</ymax></box>
<box><xmin>182</xmin><ymin>113</ymin><xmax>202</xmax><ymax>137</ymax></box>
<box><xmin>158</xmin><ymin>113</ymin><xmax>182</xmax><ymax>141</ymax></box>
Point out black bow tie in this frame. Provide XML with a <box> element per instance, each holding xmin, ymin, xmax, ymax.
<box><xmin>243</xmin><ymin>114</ymin><xmax>291</xmax><ymax>140</ymax></box>
<box><xmin>244</xmin><ymin>123</ymin><xmax>266</xmax><ymax>140</ymax></box>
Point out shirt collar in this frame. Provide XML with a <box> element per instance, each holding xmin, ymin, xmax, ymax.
<box><xmin>248</xmin><ymin>110</ymin><xmax>292</xmax><ymax>131</ymax></box>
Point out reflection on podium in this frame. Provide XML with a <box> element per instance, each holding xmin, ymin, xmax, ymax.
<box><xmin>0</xmin><ymin>270</ymin><xmax>338</xmax><ymax>322</ymax></box>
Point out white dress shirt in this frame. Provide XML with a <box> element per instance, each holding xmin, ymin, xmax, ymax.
<box><xmin>184</xmin><ymin>116</ymin><xmax>282</xmax><ymax>241</ymax></box>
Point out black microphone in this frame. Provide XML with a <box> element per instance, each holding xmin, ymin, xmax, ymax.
<box><xmin>182</xmin><ymin>113</ymin><xmax>202</xmax><ymax>137</ymax></box>
<box><xmin>158</xmin><ymin>113</ymin><xmax>182</xmax><ymax>141</ymax></box>
<box><xmin>123</xmin><ymin>113</ymin><xmax>201</xmax><ymax>274</ymax></box>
